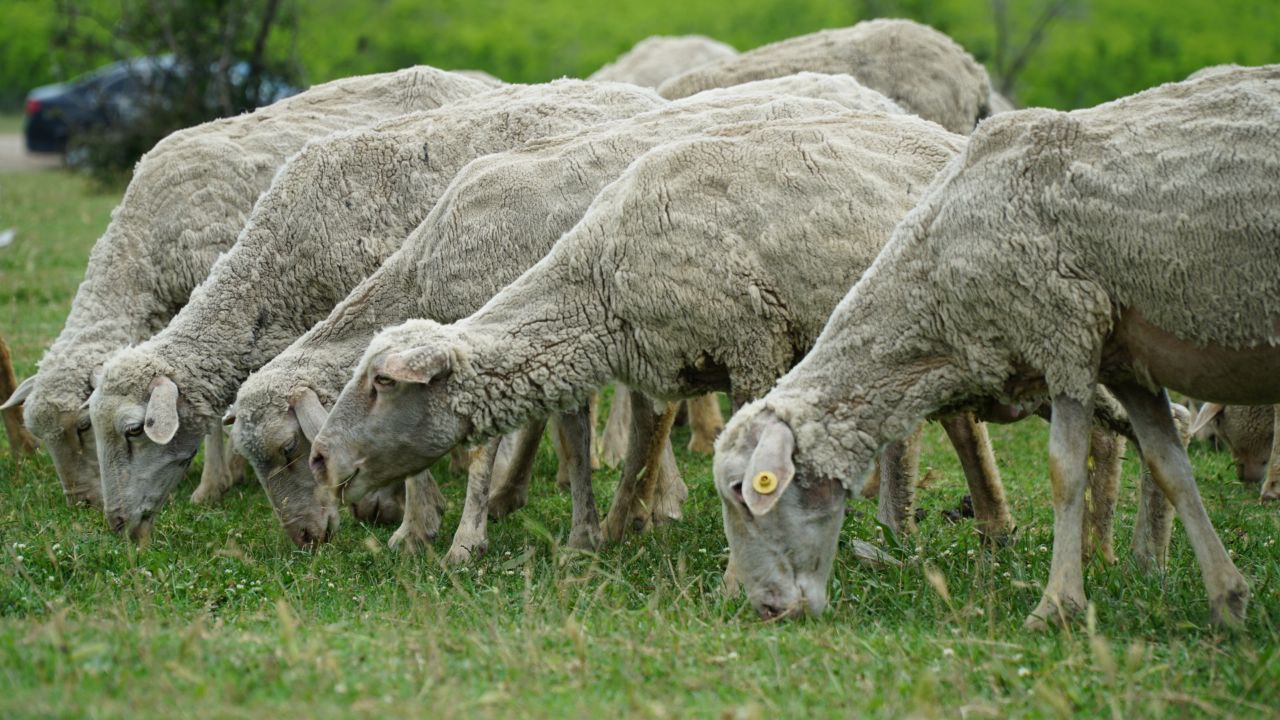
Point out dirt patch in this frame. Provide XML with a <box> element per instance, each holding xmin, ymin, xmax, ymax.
<box><xmin>0</xmin><ymin>134</ymin><xmax>61</xmax><ymax>171</ymax></box>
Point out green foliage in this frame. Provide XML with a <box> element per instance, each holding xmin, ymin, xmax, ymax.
<box><xmin>1</xmin><ymin>168</ymin><xmax>1279</xmax><ymax>717</ymax></box>
<box><xmin>2</xmin><ymin>1</ymin><xmax>1277</xmax><ymax>113</ymax></box>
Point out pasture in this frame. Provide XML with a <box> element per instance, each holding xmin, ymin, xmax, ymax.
<box><xmin>0</xmin><ymin>167</ymin><xmax>1277</xmax><ymax>717</ymax></box>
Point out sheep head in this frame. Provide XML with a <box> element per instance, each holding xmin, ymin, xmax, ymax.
<box><xmin>7</xmin><ymin>367</ymin><xmax>106</xmax><ymax>508</ymax></box>
<box><xmin>90</xmin><ymin>350</ymin><xmax>205</xmax><ymax>543</ymax></box>
<box><xmin>311</xmin><ymin>319</ymin><xmax>470</xmax><ymax>506</ymax></box>
<box><xmin>230</xmin><ymin>382</ymin><xmax>340</xmax><ymax>547</ymax></box>
<box><xmin>713</xmin><ymin>405</ymin><xmax>848</xmax><ymax>619</ymax></box>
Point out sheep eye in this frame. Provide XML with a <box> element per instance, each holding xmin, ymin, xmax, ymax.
<box><xmin>76</xmin><ymin>416</ymin><xmax>92</xmax><ymax>432</ymax></box>
<box><xmin>125</xmin><ymin>424</ymin><xmax>144</xmax><ymax>438</ymax></box>
<box><xmin>373</xmin><ymin>374</ymin><xmax>396</xmax><ymax>388</ymax></box>
<box><xmin>283</xmin><ymin>435</ymin><xmax>299</xmax><ymax>457</ymax></box>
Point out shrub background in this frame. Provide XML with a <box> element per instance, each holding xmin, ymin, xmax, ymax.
<box><xmin>4</xmin><ymin>0</ymin><xmax>1279</xmax><ymax>112</ymax></box>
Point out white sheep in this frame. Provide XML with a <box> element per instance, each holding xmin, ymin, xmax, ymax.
<box><xmin>591</xmin><ymin>34</ymin><xmax>737</xmax><ymax>461</ymax></box>
<box><xmin>1189</xmin><ymin>403</ymin><xmax>1280</xmax><ymax>500</ymax></box>
<box><xmin>712</xmin><ymin>65</ymin><xmax>1279</xmax><ymax>628</ymax></box>
<box><xmin>308</xmin><ymin>111</ymin><xmax>971</xmax><ymax>560</ymax></box>
<box><xmin>589</xmin><ymin>35</ymin><xmax>737</xmax><ymax>89</ymax></box>
<box><xmin>86</xmin><ymin>79</ymin><xmax>664</xmax><ymax>544</ymax></box>
<box><xmin>234</xmin><ymin>73</ymin><xmax>912</xmax><ymax>556</ymax></box>
<box><xmin>1</xmin><ymin>66</ymin><xmax>488</xmax><ymax>509</ymax></box>
<box><xmin>657</xmin><ymin>19</ymin><xmax>992</xmax><ymax>134</ymax></box>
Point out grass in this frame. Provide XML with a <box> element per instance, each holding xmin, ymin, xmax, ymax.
<box><xmin>0</xmin><ymin>167</ymin><xmax>1278</xmax><ymax>718</ymax></box>
<box><xmin>0</xmin><ymin>114</ymin><xmax>23</xmax><ymax>134</ymax></box>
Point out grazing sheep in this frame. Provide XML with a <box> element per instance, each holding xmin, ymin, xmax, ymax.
<box><xmin>1189</xmin><ymin>403</ymin><xmax>1280</xmax><ymax>500</ymax></box>
<box><xmin>591</xmin><ymin>34</ymin><xmax>736</xmax><ymax>457</ymax></box>
<box><xmin>657</xmin><ymin>19</ymin><xmax>991</xmax><ymax>134</ymax></box>
<box><xmin>308</xmin><ymin>111</ymin><xmax>970</xmax><ymax>560</ymax></box>
<box><xmin>0</xmin><ymin>66</ymin><xmax>488</xmax><ymax>509</ymax></box>
<box><xmin>87</xmin><ymin>80</ymin><xmax>663</xmax><ymax>544</ymax></box>
<box><xmin>590</xmin><ymin>35</ymin><xmax>738</xmax><ymax>89</ymax></box>
<box><xmin>712</xmin><ymin>66</ymin><xmax>1279</xmax><ymax>628</ymax></box>
<box><xmin>235</xmin><ymin>73</ymin><xmax>912</xmax><ymax>555</ymax></box>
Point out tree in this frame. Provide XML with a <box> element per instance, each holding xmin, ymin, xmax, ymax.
<box><xmin>50</xmin><ymin>0</ymin><xmax>300</xmax><ymax>180</ymax></box>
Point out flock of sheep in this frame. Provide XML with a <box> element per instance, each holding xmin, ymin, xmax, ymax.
<box><xmin>5</xmin><ymin>18</ymin><xmax>1278</xmax><ymax>630</ymax></box>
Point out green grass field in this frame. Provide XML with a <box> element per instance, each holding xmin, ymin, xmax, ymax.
<box><xmin>0</xmin><ymin>114</ymin><xmax>23</xmax><ymax>134</ymax></box>
<box><xmin>0</xmin><ymin>167</ymin><xmax>1277</xmax><ymax>718</ymax></box>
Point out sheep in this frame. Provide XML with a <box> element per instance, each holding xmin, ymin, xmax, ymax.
<box><xmin>0</xmin><ymin>66</ymin><xmax>489</xmax><ymax>509</ymax></box>
<box><xmin>87</xmin><ymin>79</ymin><xmax>664</xmax><ymax>544</ymax></box>
<box><xmin>591</xmin><ymin>34</ymin><xmax>739</xmax><ymax>462</ymax></box>
<box><xmin>234</xmin><ymin>73</ymin><xmax>914</xmax><ymax>555</ymax></box>
<box><xmin>657</xmin><ymin>19</ymin><xmax>992</xmax><ymax>134</ymax></box>
<box><xmin>307</xmin><ymin>110</ymin><xmax>974</xmax><ymax>563</ymax></box>
<box><xmin>590</xmin><ymin>35</ymin><xmax>738</xmax><ymax>89</ymax></box>
<box><xmin>711</xmin><ymin>65</ymin><xmax>1279</xmax><ymax>628</ymax></box>
<box><xmin>1189</xmin><ymin>403</ymin><xmax>1280</xmax><ymax>500</ymax></box>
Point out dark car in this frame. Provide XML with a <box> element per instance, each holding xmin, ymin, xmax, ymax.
<box><xmin>24</xmin><ymin>55</ymin><xmax>297</xmax><ymax>155</ymax></box>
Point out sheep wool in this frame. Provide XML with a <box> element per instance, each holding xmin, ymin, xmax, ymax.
<box><xmin>657</xmin><ymin>19</ymin><xmax>992</xmax><ymax>134</ymax></box>
<box><xmin>352</xmin><ymin>110</ymin><xmax>964</xmax><ymax>443</ymax></box>
<box><xmin>233</xmin><ymin>74</ymin><xmax>907</xmax><ymax>540</ymax></box>
<box><xmin>589</xmin><ymin>35</ymin><xmax>738</xmax><ymax>89</ymax></box>
<box><xmin>746</xmin><ymin>65</ymin><xmax>1280</xmax><ymax>492</ymax></box>
<box><xmin>90</xmin><ymin>79</ymin><xmax>664</xmax><ymax>532</ymax></box>
<box><xmin>16</xmin><ymin>66</ymin><xmax>488</xmax><ymax>503</ymax></box>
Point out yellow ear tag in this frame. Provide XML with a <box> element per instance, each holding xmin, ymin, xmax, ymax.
<box><xmin>752</xmin><ymin>470</ymin><xmax>778</xmax><ymax>495</ymax></box>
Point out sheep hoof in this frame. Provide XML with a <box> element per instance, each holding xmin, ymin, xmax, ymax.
<box><xmin>687</xmin><ymin>437</ymin><xmax>716</xmax><ymax>455</ymax></box>
<box><xmin>1210</xmin><ymin>578</ymin><xmax>1249</xmax><ymax>628</ymax></box>
<box><xmin>600</xmin><ymin>511</ymin><xmax>631</xmax><ymax>544</ymax></box>
<box><xmin>388</xmin><ymin>525</ymin><xmax>435</xmax><ymax>554</ymax></box>
<box><xmin>1024</xmin><ymin>593</ymin><xmax>1085</xmax><ymax>631</ymax></box>
<box><xmin>443</xmin><ymin>542</ymin><xmax>485</xmax><ymax>566</ymax></box>
<box><xmin>487</xmin><ymin>488</ymin><xmax>528</xmax><ymax>520</ymax></box>
<box><xmin>567</xmin><ymin>523</ymin><xmax>602</xmax><ymax>551</ymax></box>
<box><xmin>650</xmin><ymin>480</ymin><xmax>688</xmax><ymax>526</ymax></box>
<box><xmin>189</xmin><ymin>481</ymin><xmax>228</xmax><ymax>506</ymax></box>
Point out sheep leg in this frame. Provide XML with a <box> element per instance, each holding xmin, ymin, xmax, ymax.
<box><xmin>1263</xmin><ymin>406</ymin><xmax>1280</xmax><ymax>502</ymax></box>
<box><xmin>1083</xmin><ymin>428</ymin><xmax>1124</xmax><ymax>564</ymax></box>
<box><xmin>649</xmin><ymin>431</ymin><xmax>687</xmax><ymax>524</ymax></box>
<box><xmin>191</xmin><ymin>423</ymin><xmax>237</xmax><ymax>505</ymax></box>
<box><xmin>560</xmin><ymin>403</ymin><xmax>603</xmax><ymax>550</ymax></box>
<box><xmin>389</xmin><ymin>469</ymin><xmax>446</xmax><ymax>553</ymax></box>
<box><xmin>1131</xmin><ymin>401</ymin><xmax>1194</xmax><ymax>572</ymax></box>
<box><xmin>599</xmin><ymin>383</ymin><xmax>631</xmax><ymax>467</ymax></box>
<box><xmin>940</xmin><ymin>413</ymin><xmax>1015</xmax><ymax>544</ymax></box>
<box><xmin>350</xmin><ymin>481</ymin><xmax>405</xmax><ymax>525</ymax></box>
<box><xmin>875</xmin><ymin>426</ymin><xmax>922</xmax><ymax>539</ymax></box>
<box><xmin>443</xmin><ymin>437</ymin><xmax>501</xmax><ymax>566</ymax></box>
<box><xmin>1131</xmin><ymin>458</ymin><xmax>1174</xmax><ymax>572</ymax></box>
<box><xmin>601</xmin><ymin>392</ymin><xmax>679</xmax><ymax>542</ymax></box>
<box><xmin>589</xmin><ymin>392</ymin><xmax>602</xmax><ymax>470</ymax></box>
<box><xmin>1025</xmin><ymin>394</ymin><xmax>1092</xmax><ymax>631</ymax></box>
<box><xmin>1109</xmin><ymin>383</ymin><xmax>1248</xmax><ymax>626</ymax></box>
<box><xmin>687</xmin><ymin>392</ymin><xmax>724</xmax><ymax>454</ymax></box>
<box><xmin>549</xmin><ymin>416</ymin><xmax>574</xmax><ymax>491</ymax></box>
<box><xmin>490</xmin><ymin>420</ymin><xmax>547</xmax><ymax>519</ymax></box>
<box><xmin>860</xmin><ymin>461</ymin><xmax>881</xmax><ymax>498</ymax></box>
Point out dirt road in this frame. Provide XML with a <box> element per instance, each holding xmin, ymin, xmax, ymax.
<box><xmin>0</xmin><ymin>134</ymin><xmax>61</xmax><ymax>171</ymax></box>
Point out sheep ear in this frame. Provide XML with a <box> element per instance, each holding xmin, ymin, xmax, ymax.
<box><xmin>740</xmin><ymin>417</ymin><xmax>796</xmax><ymax>516</ymax></box>
<box><xmin>144</xmin><ymin>376</ymin><xmax>180</xmax><ymax>445</ymax></box>
<box><xmin>380</xmin><ymin>347</ymin><xmax>452</xmax><ymax>385</ymax></box>
<box><xmin>1</xmin><ymin>375</ymin><xmax>35</xmax><ymax>411</ymax></box>
<box><xmin>1189</xmin><ymin>402</ymin><xmax>1224</xmax><ymax>435</ymax></box>
<box><xmin>291</xmin><ymin>388</ymin><xmax>329</xmax><ymax>442</ymax></box>
<box><xmin>90</xmin><ymin>365</ymin><xmax>104</xmax><ymax>390</ymax></box>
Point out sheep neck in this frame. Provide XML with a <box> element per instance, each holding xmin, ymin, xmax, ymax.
<box><xmin>449</xmin><ymin>272</ymin><xmax>612</xmax><ymax>441</ymax></box>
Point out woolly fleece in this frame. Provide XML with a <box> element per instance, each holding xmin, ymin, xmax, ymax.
<box><xmin>657</xmin><ymin>19</ymin><xmax>992</xmax><ymax>134</ymax></box>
